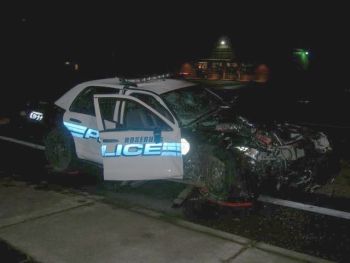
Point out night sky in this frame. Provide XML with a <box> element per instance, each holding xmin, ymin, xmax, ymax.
<box><xmin>3</xmin><ymin>2</ymin><xmax>349</xmax><ymax>108</ymax></box>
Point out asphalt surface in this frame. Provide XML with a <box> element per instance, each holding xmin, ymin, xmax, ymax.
<box><xmin>0</xmin><ymin>139</ymin><xmax>350</xmax><ymax>262</ymax></box>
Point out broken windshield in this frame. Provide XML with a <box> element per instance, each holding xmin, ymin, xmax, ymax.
<box><xmin>161</xmin><ymin>86</ymin><xmax>222</xmax><ymax>126</ymax></box>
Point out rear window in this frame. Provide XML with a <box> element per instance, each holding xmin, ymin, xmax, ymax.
<box><xmin>69</xmin><ymin>86</ymin><xmax>118</xmax><ymax>116</ymax></box>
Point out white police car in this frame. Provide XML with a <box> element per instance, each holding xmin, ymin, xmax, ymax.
<box><xmin>2</xmin><ymin>76</ymin><xmax>338</xmax><ymax>203</ymax></box>
<box><xmin>45</xmin><ymin>76</ymin><xmax>215</xmax><ymax>182</ymax></box>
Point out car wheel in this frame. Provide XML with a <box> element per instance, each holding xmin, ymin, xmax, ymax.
<box><xmin>44</xmin><ymin>127</ymin><xmax>76</xmax><ymax>172</ymax></box>
<box><xmin>201</xmin><ymin>146</ymin><xmax>259</xmax><ymax>201</ymax></box>
<box><xmin>200</xmin><ymin>152</ymin><xmax>233</xmax><ymax>200</ymax></box>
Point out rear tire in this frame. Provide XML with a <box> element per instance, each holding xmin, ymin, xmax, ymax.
<box><xmin>44</xmin><ymin>127</ymin><xmax>76</xmax><ymax>172</ymax></box>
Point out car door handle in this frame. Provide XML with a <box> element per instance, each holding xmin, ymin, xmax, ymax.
<box><xmin>69</xmin><ymin>118</ymin><xmax>82</xmax><ymax>123</ymax></box>
<box><xmin>102</xmin><ymin>139</ymin><xmax>119</xmax><ymax>143</ymax></box>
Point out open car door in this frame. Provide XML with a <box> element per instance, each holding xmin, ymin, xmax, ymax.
<box><xmin>93</xmin><ymin>94</ymin><xmax>183</xmax><ymax>181</ymax></box>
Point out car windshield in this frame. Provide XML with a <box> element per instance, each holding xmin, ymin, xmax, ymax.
<box><xmin>161</xmin><ymin>85</ymin><xmax>222</xmax><ymax>126</ymax></box>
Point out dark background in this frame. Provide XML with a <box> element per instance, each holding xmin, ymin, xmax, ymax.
<box><xmin>3</xmin><ymin>2</ymin><xmax>349</xmax><ymax>113</ymax></box>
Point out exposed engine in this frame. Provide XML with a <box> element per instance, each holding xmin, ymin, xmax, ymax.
<box><xmin>216</xmin><ymin>116</ymin><xmax>336</xmax><ymax>192</ymax></box>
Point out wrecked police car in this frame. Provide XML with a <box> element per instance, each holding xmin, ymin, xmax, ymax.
<box><xmin>6</xmin><ymin>77</ymin><xmax>340</xmax><ymax>204</ymax></box>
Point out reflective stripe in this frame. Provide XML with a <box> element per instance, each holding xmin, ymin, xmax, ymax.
<box><xmin>63</xmin><ymin>122</ymin><xmax>99</xmax><ymax>140</ymax></box>
<box><xmin>63</xmin><ymin>121</ymin><xmax>87</xmax><ymax>134</ymax></box>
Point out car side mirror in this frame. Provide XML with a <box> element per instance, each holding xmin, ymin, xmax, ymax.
<box><xmin>153</xmin><ymin>127</ymin><xmax>162</xmax><ymax>143</ymax></box>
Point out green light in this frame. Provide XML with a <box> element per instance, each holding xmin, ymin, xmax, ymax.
<box><xmin>293</xmin><ymin>49</ymin><xmax>310</xmax><ymax>70</ymax></box>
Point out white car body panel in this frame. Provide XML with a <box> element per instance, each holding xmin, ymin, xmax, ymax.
<box><xmin>63</xmin><ymin>113</ymin><xmax>101</xmax><ymax>163</ymax></box>
<box><xmin>53</xmin><ymin>78</ymin><xmax>193</xmax><ymax>180</ymax></box>
<box><xmin>63</xmin><ymin>113</ymin><xmax>117</xmax><ymax>164</ymax></box>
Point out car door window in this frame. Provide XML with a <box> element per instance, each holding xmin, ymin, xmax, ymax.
<box><xmin>99</xmin><ymin>97</ymin><xmax>116</xmax><ymax>122</ymax></box>
<box><xmin>70</xmin><ymin>86</ymin><xmax>118</xmax><ymax>115</ymax></box>
<box><xmin>99</xmin><ymin>97</ymin><xmax>119</xmax><ymax>129</ymax></box>
<box><xmin>123</xmin><ymin>100</ymin><xmax>171</xmax><ymax>131</ymax></box>
<box><xmin>96</xmin><ymin>97</ymin><xmax>171</xmax><ymax>131</ymax></box>
<box><xmin>130</xmin><ymin>93</ymin><xmax>174</xmax><ymax>123</ymax></box>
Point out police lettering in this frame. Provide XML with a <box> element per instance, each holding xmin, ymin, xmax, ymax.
<box><xmin>102</xmin><ymin>143</ymin><xmax>162</xmax><ymax>157</ymax></box>
<box><xmin>124</xmin><ymin>136</ymin><xmax>154</xmax><ymax>144</ymax></box>
<box><xmin>101</xmin><ymin>141</ymin><xmax>182</xmax><ymax>157</ymax></box>
<box><xmin>84</xmin><ymin>128</ymin><xmax>99</xmax><ymax>140</ymax></box>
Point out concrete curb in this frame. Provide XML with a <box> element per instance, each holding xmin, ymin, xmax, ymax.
<box><xmin>173</xmin><ymin>219</ymin><xmax>251</xmax><ymax>245</ymax></box>
<box><xmin>255</xmin><ymin>242</ymin><xmax>333</xmax><ymax>263</ymax></box>
<box><xmin>131</xmin><ymin>205</ymin><xmax>250</xmax><ymax>244</ymax></box>
<box><xmin>125</xmin><ymin>204</ymin><xmax>334</xmax><ymax>263</ymax></box>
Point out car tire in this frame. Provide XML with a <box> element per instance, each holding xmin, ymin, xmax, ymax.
<box><xmin>199</xmin><ymin>148</ymin><xmax>235</xmax><ymax>200</ymax></box>
<box><xmin>184</xmin><ymin>144</ymin><xmax>259</xmax><ymax>201</ymax></box>
<box><xmin>44</xmin><ymin>127</ymin><xmax>76</xmax><ymax>172</ymax></box>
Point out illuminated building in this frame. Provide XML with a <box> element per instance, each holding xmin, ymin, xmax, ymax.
<box><xmin>180</xmin><ymin>36</ymin><xmax>268</xmax><ymax>82</ymax></box>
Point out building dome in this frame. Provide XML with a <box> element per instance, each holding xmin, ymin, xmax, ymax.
<box><xmin>211</xmin><ymin>36</ymin><xmax>235</xmax><ymax>60</ymax></box>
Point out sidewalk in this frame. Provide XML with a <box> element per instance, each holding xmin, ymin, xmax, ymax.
<box><xmin>0</xmin><ymin>179</ymin><xmax>333</xmax><ymax>263</ymax></box>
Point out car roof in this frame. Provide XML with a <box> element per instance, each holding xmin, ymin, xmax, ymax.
<box><xmin>55</xmin><ymin>77</ymin><xmax>196</xmax><ymax>110</ymax></box>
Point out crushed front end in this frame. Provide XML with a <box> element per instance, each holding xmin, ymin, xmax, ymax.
<box><xmin>183</xmin><ymin>113</ymin><xmax>339</xmax><ymax>206</ymax></box>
